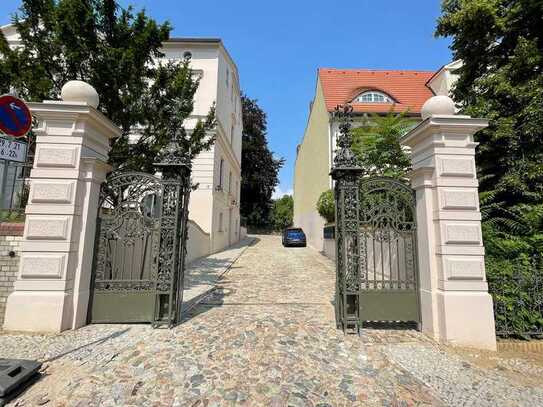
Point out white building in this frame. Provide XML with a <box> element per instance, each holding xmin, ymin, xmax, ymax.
<box><xmin>163</xmin><ymin>38</ymin><xmax>243</xmax><ymax>261</ymax></box>
<box><xmin>1</xmin><ymin>25</ymin><xmax>243</xmax><ymax>263</ymax></box>
<box><xmin>425</xmin><ymin>60</ymin><xmax>462</xmax><ymax>97</ymax></box>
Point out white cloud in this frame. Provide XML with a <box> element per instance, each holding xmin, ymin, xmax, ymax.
<box><xmin>272</xmin><ymin>185</ymin><xmax>293</xmax><ymax>200</ymax></box>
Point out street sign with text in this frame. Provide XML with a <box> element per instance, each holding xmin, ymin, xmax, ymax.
<box><xmin>0</xmin><ymin>136</ymin><xmax>27</xmax><ymax>163</ymax></box>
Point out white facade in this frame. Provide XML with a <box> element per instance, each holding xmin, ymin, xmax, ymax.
<box><xmin>426</xmin><ymin>60</ymin><xmax>462</xmax><ymax>97</ymax></box>
<box><xmin>1</xmin><ymin>24</ymin><xmax>20</xmax><ymax>48</ymax></box>
<box><xmin>161</xmin><ymin>39</ymin><xmax>243</xmax><ymax>261</ymax></box>
<box><xmin>1</xmin><ymin>25</ymin><xmax>243</xmax><ymax>262</ymax></box>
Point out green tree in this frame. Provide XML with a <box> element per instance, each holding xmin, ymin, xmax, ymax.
<box><xmin>437</xmin><ymin>0</ymin><xmax>543</xmax><ymax>336</ymax></box>
<box><xmin>351</xmin><ymin>111</ymin><xmax>415</xmax><ymax>179</ymax></box>
<box><xmin>316</xmin><ymin>189</ymin><xmax>335</xmax><ymax>223</ymax></box>
<box><xmin>436</xmin><ymin>0</ymin><xmax>543</xmax><ymax>211</ymax></box>
<box><xmin>314</xmin><ymin>111</ymin><xmax>414</xmax><ymax>223</ymax></box>
<box><xmin>240</xmin><ymin>95</ymin><xmax>284</xmax><ymax>227</ymax></box>
<box><xmin>0</xmin><ymin>0</ymin><xmax>215</xmax><ymax>171</ymax></box>
<box><xmin>271</xmin><ymin>195</ymin><xmax>293</xmax><ymax>231</ymax></box>
<box><xmin>132</xmin><ymin>60</ymin><xmax>216</xmax><ymax>173</ymax></box>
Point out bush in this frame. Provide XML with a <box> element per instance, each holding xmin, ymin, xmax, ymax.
<box><xmin>271</xmin><ymin>195</ymin><xmax>293</xmax><ymax>231</ymax></box>
<box><xmin>483</xmin><ymin>214</ymin><xmax>543</xmax><ymax>338</ymax></box>
<box><xmin>486</xmin><ymin>253</ymin><xmax>543</xmax><ymax>338</ymax></box>
<box><xmin>316</xmin><ymin>189</ymin><xmax>335</xmax><ymax>223</ymax></box>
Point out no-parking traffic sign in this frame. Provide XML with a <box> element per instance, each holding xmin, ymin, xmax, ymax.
<box><xmin>0</xmin><ymin>95</ymin><xmax>32</xmax><ymax>138</ymax></box>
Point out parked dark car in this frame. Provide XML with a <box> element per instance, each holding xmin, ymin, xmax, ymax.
<box><xmin>282</xmin><ymin>228</ymin><xmax>307</xmax><ymax>247</ymax></box>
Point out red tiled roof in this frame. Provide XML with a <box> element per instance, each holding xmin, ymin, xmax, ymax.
<box><xmin>318</xmin><ymin>68</ymin><xmax>435</xmax><ymax>114</ymax></box>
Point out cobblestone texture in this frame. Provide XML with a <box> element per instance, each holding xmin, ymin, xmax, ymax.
<box><xmin>383</xmin><ymin>343</ymin><xmax>543</xmax><ymax>406</ymax></box>
<box><xmin>1</xmin><ymin>235</ymin><xmax>542</xmax><ymax>406</ymax></box>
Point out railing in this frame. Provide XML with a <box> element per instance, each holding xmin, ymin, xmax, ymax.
<box><xmin>488</xmin><ymin>270</ymin><xmax>543</xmax><ymax>338</ymax></box>
<box><xmin>0</xmin><ymin>159</ymin><xmax>32</xmax><ymax>222</ymax></box>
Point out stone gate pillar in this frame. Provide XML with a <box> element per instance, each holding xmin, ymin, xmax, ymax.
<box><xmin>401</xmin><ymin>96</ymin><xmax>497</xmax><ymax>350</ymax></box>
<box><xmin>3</xmin><ymin>81</ymin><xmax>121</xmax><ymax>332</ymax></box>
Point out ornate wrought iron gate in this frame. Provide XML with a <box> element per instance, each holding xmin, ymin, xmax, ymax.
<box><xmin>89</xmin><ymin>143</ymin><xmax>191</xmax><ymax>327</ymax></box>
<box><xmin>331</xmin><ymin>105</ymin><xmax>420</xmax><ymax>334</ymax></box>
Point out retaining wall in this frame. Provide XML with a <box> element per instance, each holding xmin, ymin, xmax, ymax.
<box><xmin>0</xmin><ymin>223</ymin><xmax>24</xmax><ymax>328</ymax></box>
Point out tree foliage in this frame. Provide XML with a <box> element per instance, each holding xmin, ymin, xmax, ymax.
<box><xmin>240</xmin><ymin>95</ymin><xmax>283</xmax><ymax>227</ymax></box>
<box><xmin>316</xmin><ymin>189</ymin><xmax>335</xmax><ymax>224</ymax></box>
<box><xmin>130</xmin><ymin>60</ymin><xmax>216</xmax><ymax>173</ymax></box>
<box><xmin>271</xmin><ymin>195</ymin><xmax>293</xmax><ymax>231</ymax></box>
<box><xmin>316</xmin><ymin>111</ymin><xmax>414</xmax><ymax>223</ymax></box>
<box><xmin>0</xmin><ymin>0</ymin><xmax>215</xmax><ymax>171</ymax></box>
<box><xmin>351</xmin><ymin>111</ymin><xmax>414</xmax><ymax>180</ymax></box>
<box><xmin>436</xmin><ymin>0</ymin><xmax>543</xmax><ymax>209</ymax></box>
<box><xmin>437</xmin><ymin>0</ymin><xmax>543</xmax><ymax>336</ymax></box>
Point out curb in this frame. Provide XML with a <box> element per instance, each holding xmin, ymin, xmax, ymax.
<box><xmin>497</xmin><ymin>341</ymin><xmax>543</xmax><ymax>353</ymax></box>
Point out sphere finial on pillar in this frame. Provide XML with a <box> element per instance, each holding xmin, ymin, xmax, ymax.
<box><xmin>61</xmin><ymin>80</ymin><xmax>99</xmax><ymax>108</ymax></box>
<box><xmin>421</xmin><ymin>95</ymin><xmax>455</xmax><ymax>120</ymax></box>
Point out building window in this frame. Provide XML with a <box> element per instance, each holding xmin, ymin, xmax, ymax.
<box><xmin>228</xmin><ymin>171</ymin><xmax>232</xmax><ymax>193</ymax></box>
<box><xmin>354</xmin><ymin>91</ymin><xmax>393</xmax><ymax>103</ymax></box>
<box><xmin>219</xmin><ymin>212</ymin><xmax>224</xmax><ymax>232</ymax></box>
<box><xmin>226</xmin><ymin>68</ymin><xmax>229</xmax><ymax>87</ymax></box>
<box><xmin>218</xmin><ymin>158</ymin><xmax>224</xmax><ymax>189</ymax></box>
<box><xmin>230</xmin><ymin>123</ymin><xmax>234</xmax><ymax>144</ymax></box>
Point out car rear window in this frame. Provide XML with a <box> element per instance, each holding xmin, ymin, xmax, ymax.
<box><xmin>286</xmin><ymin>230</ymin><xmax>304</xmax><ymax>238</ymax></box>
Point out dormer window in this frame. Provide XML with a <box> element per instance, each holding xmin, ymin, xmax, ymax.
<box><xmin>354</xmin><ymin>90</ymin><xmax>393</xmax><ymax>103</ymax></box>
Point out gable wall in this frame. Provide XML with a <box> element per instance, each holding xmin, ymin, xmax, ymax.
<box><xmin>293</xmin><ymin>77</ymin><xmax>331</xmax><ymax>251</ymax></box>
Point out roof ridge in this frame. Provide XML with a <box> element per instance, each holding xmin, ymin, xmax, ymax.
<box><xmin>318</xmin><ymin>67</ymin><xmax>435</xmax><ymax>74</ymax></box>
<box><xmin>318</xmin><ymin>66</ymin><xmax>436</xmax><ymax>115</ymax></box>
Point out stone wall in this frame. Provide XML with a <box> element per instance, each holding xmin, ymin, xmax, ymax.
<box><xmin>322</xmin><ymin>225</ymin><xmax>336</xmax><ymax>261</ymax></box>
<box><xmin>186</xmin><ymin>220</ymin><xmax>211</xmax><ymax>265</ymax></box>
<box><xmin>0</xmin><ymin>223</ymin><xmax>24</xmax><ymax>327</ymax></box>
<box><xmin>323</xmin><ymin>238</ymin><xmax>336</xmax><ymax>261</ymax></box>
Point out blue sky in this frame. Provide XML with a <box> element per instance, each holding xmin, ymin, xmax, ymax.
<box><xmin>0</xmin><ymin>1</ymin><xmax>452</xmax><ymax>197</ymax></box>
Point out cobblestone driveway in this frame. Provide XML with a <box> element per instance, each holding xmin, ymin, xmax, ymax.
<box><xmin>1</xmin><ymin>235</ymin><xmax>543</xmax><ymax>406</ymax></box>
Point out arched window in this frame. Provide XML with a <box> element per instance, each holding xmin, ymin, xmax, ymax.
<box><xmin>354</xmin><ymin>90</ymin><xmax>394</xmax><ymax>103</ymax></box>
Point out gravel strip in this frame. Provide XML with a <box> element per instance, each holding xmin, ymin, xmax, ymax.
<box><xmin>383</xmin><ymin>343</ymin><xmax>543</xmax><ymax>406</ymax></box>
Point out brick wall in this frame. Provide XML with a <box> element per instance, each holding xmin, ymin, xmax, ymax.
<box><xmin>0</xmin><ymin>223</ymin><xmax>24</xmax><ymax>327</ymax></box>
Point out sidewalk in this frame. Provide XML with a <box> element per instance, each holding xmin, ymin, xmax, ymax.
<box><xmin>182</xmin><ymin>237</ymin><xmax>255</xmax><ymax>313</ymax></box>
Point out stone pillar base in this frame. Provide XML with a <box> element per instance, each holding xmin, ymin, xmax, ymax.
<box><xmin>72</xmin><ymin>289</ymin><xmax>91</xmax><ymax>329</ymax></box>
<box><xmin>3</xmin><ymin>291</ymin><xmax>72</xmax><ymax>333</ymax></box>
<box><xmin>419</xmin><ymin>288</ymin><xmax>439</xmax><ymax>340</ymax></box>
<box><xmin>437</xmin><ymin>291</ymin><xmax>497</xmax><ymax>351</ymax></box>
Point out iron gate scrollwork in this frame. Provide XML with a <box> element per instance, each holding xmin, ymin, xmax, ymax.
<box><xmin>331</xmin><ymin>105</ymin><xmax>420</xmax><ymax>334</ymax></box>
<box><xmin>89</xmin><ymin>138</ymin><xmax>192</xmax><ymax>328</ymax></box>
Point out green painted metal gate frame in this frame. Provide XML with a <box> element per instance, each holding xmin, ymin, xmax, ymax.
<box><xmin>89</xmin><ymin>141</ymin><xmax>192</xmax><ymax>328</ymax></box>
<box><xmin>331</xmin><ymin>104</ymin><xmax>421</xmax><ymax>334</ymax></box>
